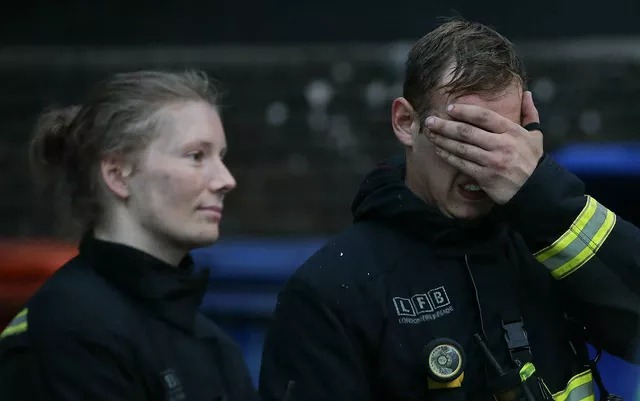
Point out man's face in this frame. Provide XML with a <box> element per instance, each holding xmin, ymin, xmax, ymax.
<box><xmin>394</xmin><ymin>83</ymin><xmax>523</xmax><ymax>220</ymax></box>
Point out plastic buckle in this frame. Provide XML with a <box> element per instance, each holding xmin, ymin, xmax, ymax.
<box><xmin>502</xmin><ymin>320</ymin><xmax>531</xmax><ymax>366</ymax></box>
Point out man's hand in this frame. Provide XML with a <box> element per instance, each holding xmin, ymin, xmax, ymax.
<box><xmin>425</xmin><ymin>91</ymin><xmax>544</xmax><ymax>204</ymax></box>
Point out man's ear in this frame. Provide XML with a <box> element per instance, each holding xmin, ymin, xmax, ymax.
<box><xmin>100</xmin><ymin>155</ymin><xmax>134</xmax><ymax>200</ymax></box>
<box><xmin>391</xmin><ymin>97</ymin><xmax>420</xmax><ymax>147</ymax></box>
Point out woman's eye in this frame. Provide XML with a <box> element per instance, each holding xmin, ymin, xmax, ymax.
<box><xmin>189</xmin><ymin>151</ymin><xmax>205</xmax><ymax>162</ymax></box>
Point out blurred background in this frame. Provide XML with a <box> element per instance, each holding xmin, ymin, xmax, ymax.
<box><xmin>1</xmin><ymin>0</ymin><xmax>640</xmax><ymax>398</ymax></box>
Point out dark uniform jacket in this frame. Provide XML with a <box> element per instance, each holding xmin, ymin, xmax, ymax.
<box><xmin>259</xmin><ymin>155</ymin><xmax>640</xmax><ymax>401</ymax></box>
<box><xmin>0</xmin><ymin>235</ymin><xmax>259</xmax><ymax>401</ymax></box>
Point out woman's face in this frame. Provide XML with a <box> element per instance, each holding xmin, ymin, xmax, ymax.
<box><xmin>125</xmin><ymin>101</ymin><xmax>236</xmax><ymax>253</ymax></box>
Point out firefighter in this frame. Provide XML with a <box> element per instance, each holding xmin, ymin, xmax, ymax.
<box><xmin>0</xmin><ymin>70</ymin><xmax>258</xmax><ymax>401</ymax></box>
<box><xmin>259</xmin><ymin>20</ymin><xmax>639</xmax><ymax>401</ymax></box>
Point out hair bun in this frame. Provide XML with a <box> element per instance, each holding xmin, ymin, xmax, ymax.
<box><xmin>31</xmin><ymin>105</ymin><xmax>81</xmax><ymax>169</ymax></box>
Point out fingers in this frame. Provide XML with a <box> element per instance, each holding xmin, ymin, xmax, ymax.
<box><xmin>444</xmin><ymin>103</ymin><xmax>511</xmax><ymax>134</ymax></box>
<box><xmin>433</xmin><ymin>147</ymin><xmax>485</xmax><ymax>178</ymax></box>
<box><xmin>425</xmin><ymin>116</ymin><xmax>498</xmax><ymax>151</ymax></box>
<box><xmin>427</xmin><ymin>132</ymin><xmax>494</xmax><ymax>166</ymax></box>
<box><xmin>521</xmin><ymin>91</ymin><xmax>541</xmax><ymax>130</ymax></box>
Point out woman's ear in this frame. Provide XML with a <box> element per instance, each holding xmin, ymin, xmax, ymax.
<box><xmin>100</xmin><ymin>155</ymin><xmax>133</xmax><ymax>200</ymax></box>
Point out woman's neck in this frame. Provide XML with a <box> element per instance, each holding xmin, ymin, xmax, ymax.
<box><xmin>92</xmin><ymin>219</ymin><xmax>187</xmax><ymax>266</ymax></box>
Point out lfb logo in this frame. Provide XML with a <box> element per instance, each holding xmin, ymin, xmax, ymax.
<box><xmin>393</xmin><ymin>286</ymin><xmax>451</xmax><ymax>317</ymax></box>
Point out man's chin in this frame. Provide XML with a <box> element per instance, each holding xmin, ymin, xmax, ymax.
<box><xmin>448</xmin><ymin>203</ymin><xmax>494</xmax><ymax>221</ymax></box>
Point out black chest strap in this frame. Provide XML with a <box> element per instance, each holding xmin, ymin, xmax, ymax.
<box><xmin>465</xmin><ymin>253</ymin><xmax>546</xmax><ymax>401</ymax></box>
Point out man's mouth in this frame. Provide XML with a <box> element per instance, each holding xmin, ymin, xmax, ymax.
<box><xmin>461</xmin><ymin>183</ymin><xmax>482</xmax><ymax>192</ymax></box>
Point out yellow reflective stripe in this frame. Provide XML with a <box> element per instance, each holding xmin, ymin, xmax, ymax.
<box><xmin>553</xmin><ymin>210</ymin><xmax>616</xmax><ymax>279</ymax></box>
<box><xmin>519</xmin><ymin>362</ymin><xmax>536</xmax><ymax>382</ymax></box>
<box><xmin>0</xmin><ymin>308</ymin><xmax>29</xmax><ymax>339</ymax></box>
<box><xmin>14</xmin><ymin>309</ymin><xmax>27</xmax><ymax>319</ymax></box>
<box><xmin>551</xmin><ymin>370</ymin><xmax>595</xmax><ymax>401</ymax></box>
<box><xmin>0</xmin><ymin>322</ymin><xmax>27</xmax><ymax>338</ymax></box>
<box><xmin>535</xmin><ymin>196</ymin><xmax>598</xmax><ymax>263</ymax></box>
<box><xmin>534</xmin><ymin>196</ymin><xmax>616</xmax><ymax>280</ymax></box>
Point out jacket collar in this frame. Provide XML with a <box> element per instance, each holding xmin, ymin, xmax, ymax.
<box><xmin>352</xmin><ymin>157</ymin><xmax>509</xmax><ymax>253</ymax></box>
<box><xmin>78</xmin><ymin>234</ymin><xmax>210</xmax><ymax>333</ymax></box>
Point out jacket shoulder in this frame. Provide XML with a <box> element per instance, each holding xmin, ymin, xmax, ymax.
<box><xmin>286</xmin><ymin>221</ymin><xmax>410</xmax><ymax>312</ymax></box>
<box><xmin>24</xmin><ymin>257</ymin><xmax>135</xmax><ymax>342</ymax></box>
<box><xmin>297</xmin><ymin>221</ymin><xmax>405</xmax><ymax>278</ymax></box>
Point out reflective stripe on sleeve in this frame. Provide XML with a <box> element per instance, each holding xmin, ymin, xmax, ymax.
<box><xmin>0</xmin><ymin>308</ymin><xmax>28</xmax><ymax>339</ymax></box>
<box><xmin>550</xmin><ymin>370</ymin><xmax>595</xmax><ymax>401</ymax></box>
<box><xmin>534</xmin><ymin>196</ymin><xmax>616</xmax><ymax>280</ymax></box>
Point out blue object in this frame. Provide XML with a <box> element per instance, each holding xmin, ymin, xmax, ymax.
<box><xmin>595</xmin><ymin>349</ymin><xmax>640</xmax><ymax>401</ymax></box>
<box><xmin>552</xmin><ymin>142</ymin><xmax>640</xmax><ymax>176</ymax></box>
<box><xmin>191</xmin><ymin>237</ymin><xmax>327</xmax><ymax>281</ymax></box>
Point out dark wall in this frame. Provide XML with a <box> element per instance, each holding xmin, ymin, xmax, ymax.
<box><xmin>4</xmin><ymin>0</ymin><xmax>640</xmax><ymax>45</ymax></box>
